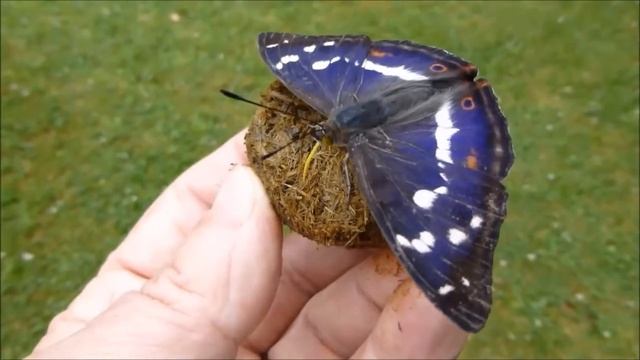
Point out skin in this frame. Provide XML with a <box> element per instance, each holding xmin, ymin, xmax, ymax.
<box><xmin>28</xmin><ymin>129</ymin><xmax>468</xmax><ymax>359</ymax></box>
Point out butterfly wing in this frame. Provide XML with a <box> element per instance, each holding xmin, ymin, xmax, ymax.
<box><xmin>257</xmin><ymin>32</ymin><xmax>371</xmax><ymax>115</ymax></box>
<box><xmin>348</xmin><ymin>80</ymin><xmax>514</xmax><ymax>332</ymax></box>
<box><xmin>353</xmin><ymin>39</ymin><xmax>478</xmax><ymax>103</ymax></box>
<box><xmin>258</xmin><ymin>33</ymin><xmax>479</xmax><ymax>112</ymax></box>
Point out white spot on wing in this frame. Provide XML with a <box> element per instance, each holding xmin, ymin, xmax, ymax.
<box><xmin>411</xmin><ymin>239</ymin><xmax>431</xmax><ymax>253</ymax></box>
<box><xmin>448</xmin><ymin>228</ymin><xmax>467</xmax><ymax>245</ymax></box>
<box><xmin>275</xmin><ymin>54</ymin><xmax>300</xmax><ymax>70</ymax></box>
<box><xmin>312</xmin><ymin>60</ymin><xmax>330</xmax><ymax>70</ymax></box>
<box><xmin>303</xmin><ymin>45</ymin><xmax>316</xmax><ymax>53</ymax></box>
<box><xmin>434</xmin><ymin>102</ymin><xmax>459</xmax><ymax>164</ymax></box>
<box><xmin>461</xmin><ymin>277</ymin><xmax>470</xmax><ymax>287</ymax></box>
<box><xmin>362</xmin><ymin>59</ymin><xmax>429</xmax><ymax>81</ymax></box>
<box><xmin>310</xmin><ymin>56</ymin><xmax>340</xmax><ymax>71</ymax></box>
<box><xmin>470</xmin><ymin>215</ymin><xmax>483</xmax><ymax>229</ymax></box>
<box><xmin>434</xmin><ymin>186</ymin><xmax>448</xmax><ymax>194</ymax></box>
<box><xmin>436</xmin><ymin>149</ymin><xmax>453</xmax><ymax>164</ymax></box>
<box><xmin>323</xmin><ymin>40</ymin><xmax>335</xmax><ymax>46</ymax></box>
<box><xmin>396</xmin><ymin>234</ymin><xmax>411</xmax><ymax>247</ymax></box>
<box><xmin>410</xmin><ymin>231</ymin><xmax>435</xmax><ymax>254</ymax></box>
<box><xmin>419</xmin><ymin>231</ymin><xmax>436</xmax><ymax>248</ymax></box>
<box><xmin>438</xmin><ymin>284</ymin><xmax>455</xmax><ymax>295</ymax></box>
<box><xmin>413</xmin><ymin>189</ymin><xmax>437</xmax><ymax>209</ymax></box>
<box><xmin>281</xmin><ymin>54</ymin><xmax>300</xmax><ymax>64</ymax></box>
<box><xmin>266</xmin><ymin>43</ymin><xmax>279</xmax><ymax>48</ymax></box>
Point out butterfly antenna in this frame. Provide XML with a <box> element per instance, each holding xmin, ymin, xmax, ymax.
<box><xmin>220</xmin><ymin>89</ymin><xmax>315</xmax><ymax>126</ymax></box>
<box><xmin>220</xmin><ymin>89</ymin><xmax>320</xmax><ymax>161</ymax></box>
<box><xmin>259</xmin><ymin>129</ymin><xmax>307</xmax><ymax>160</ymax></box>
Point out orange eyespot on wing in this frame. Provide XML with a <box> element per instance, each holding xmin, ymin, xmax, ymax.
<box><xmin>465</xmin><ymin>149</ymin><xmax>479</xmax><ymax>170</ymax></box>
<box><xmin>461</xmin><ymin>96</ymin><xmax>475</xmax><ymax>110</ymax></box>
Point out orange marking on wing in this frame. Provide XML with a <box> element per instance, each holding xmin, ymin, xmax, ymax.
<box><xmin>476</xmin><ymin>79</ymin><xmax>491</xmax><ymax>88</ymax></box>
<box><xmin>465</xmin><ymin>149</ymin><xmax>479</xmax><ymax>170</ymax></box>
<box><xmin>369</xmin><ymin>48</ymin><xmax>389</xmax><ymax>57</ymax></box>
<box><xmin>463</xmin><ymin>64</ymin><xmax>478</xmax><ymax>77</ymax></box>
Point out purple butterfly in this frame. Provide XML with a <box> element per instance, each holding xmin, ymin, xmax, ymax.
<box><xmin>257</xmin><ymin>32</ymin><xmax>514</xmax><ymax>332</ymax></box>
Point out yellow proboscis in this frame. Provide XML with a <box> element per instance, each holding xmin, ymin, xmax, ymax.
<box><xmin>302</xmin><ymin>137</ymin><xmax>332</xmax><ymax>181</ymax></box>
<box><xmin>302</xmin><ymin>141</ymin><xmax>322</xmax><ymax>182</ymax></box>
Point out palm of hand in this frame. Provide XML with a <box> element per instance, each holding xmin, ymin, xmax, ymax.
<box><xmin>29</xmin><ymin>130</ymin><xmax>467</xmax><ymax>359</ymax></box>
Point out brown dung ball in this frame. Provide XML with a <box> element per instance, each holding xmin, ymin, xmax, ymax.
<box><xmin>245</xmin><ymin>80</ymin><xmax>386</xmax><ymax>248</ymax></box>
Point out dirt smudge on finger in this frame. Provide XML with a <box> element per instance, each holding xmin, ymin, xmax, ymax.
<box><xmin>373</xmin><ymin>249</ymin><xmax>405</xmax><ymax>276</ymax></box>
<box><xmin>390</xmin><ymin>278</ymin><xmax>415</xmax><ymax>312</ymax></box>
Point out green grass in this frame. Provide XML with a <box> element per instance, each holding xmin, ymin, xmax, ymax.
<box><xmin>1</xmin><ymin>1</ymin><xmax>638</xmax><ymax>358</ymax></box>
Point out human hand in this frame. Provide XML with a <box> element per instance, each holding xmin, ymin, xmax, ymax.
<box><xmin>29</xmin><ymin>129</ymin><xmax>468</xmax><ymax>359</ymax></box>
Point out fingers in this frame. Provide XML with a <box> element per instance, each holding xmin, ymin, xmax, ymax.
<box><xmin>32</xmin><ymin>270</ymin><xmax>145</xmax><ymax>351</ymax></box>
<box><xmin>268</xmin><ymin>250</ymin><xmax>406</xmax><ymax>358</ymax></box>
<box><xmin>139</xmin><ymin>165</ymin><xmax>283</xmax><ymax>357</ymax></box>
<box><xmin>268</xmin><ymin>250</ymin><xmax>468</xmax><ymax>359</ymax></box>
<box><xmin>31</xmin><ymin>165</ymin><xmax>283</xmax><ymax>359</ymax></box>
<box><xmin>352</xmin><ymin>281</ymin><xmax>468</xmax><ymax>359</ymax></box>
<box><xmin>244</xmin><ymin>233</ymin><xmax>373</xmax><ymax>353</ymax></box>
<box><xmin>101</xmin><ymin>129</ymin><xmax>248</xmax><ymax>279</ymax></box>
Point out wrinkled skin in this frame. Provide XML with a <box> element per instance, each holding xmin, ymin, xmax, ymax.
<box><xmin>29</xmin><ymin>129</ymin><xmax>467</xmax><ymax>360</ymax></box>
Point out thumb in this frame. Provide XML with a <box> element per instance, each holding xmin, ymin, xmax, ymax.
<box><xmin>142</xmin><ymin>165</ymin><xmax>283</xmax><ymax>357</ymax></box>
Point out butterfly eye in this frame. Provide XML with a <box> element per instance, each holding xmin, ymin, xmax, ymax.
<box><xmin>429</xmin><ymin>63</ymin><xmax>448</xmax><ymax>73</ymax></box>
<box><xmin>461</xmin><ymin>96</ymin><xmax>475</xmax><ymax>110</ymax></box>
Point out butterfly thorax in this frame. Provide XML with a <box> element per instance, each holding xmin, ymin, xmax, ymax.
<box><xmin>322</xmin><ymin>80</ymin><xmax>453</xmax><ymax>146</ymax></box>
<box><xmin>321</xmin><ymin>99</ymin><xmax>388</xmax><ymax>145</ymax></box>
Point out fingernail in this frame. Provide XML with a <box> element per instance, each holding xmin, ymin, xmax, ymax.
<box><xmin>211</xmin><ymin>166</ymin><xmax>257</xmax><ymax>228</ymax></box>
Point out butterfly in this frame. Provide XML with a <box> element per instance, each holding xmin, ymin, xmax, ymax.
<box><xmin>256</xmin><ymin>32</ymin><xmax>514</xmax><ymax>332</ymax></box>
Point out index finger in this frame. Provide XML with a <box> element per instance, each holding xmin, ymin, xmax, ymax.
<box><xmin>100</xmin><ymin>129</ymin><xmax>249</xmax><ymax>278</ymax></box>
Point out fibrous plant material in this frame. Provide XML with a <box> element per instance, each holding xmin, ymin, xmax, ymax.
<box><xmin>245</xmin><ymin>80</ymin><xmax>385</xmax><ymax>248</ymax></box>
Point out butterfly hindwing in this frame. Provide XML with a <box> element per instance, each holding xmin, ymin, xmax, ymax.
<box><xmin>347</xmin><ymin>80</ymin><xmax>512</xmax><ymax>332</ymax></box>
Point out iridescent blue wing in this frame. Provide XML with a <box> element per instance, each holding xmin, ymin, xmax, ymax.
<box><xmin>348</xmin><ymin>80</ymin><xmax>514</xmax><ymax>332</ymax></box>
<box><xmin>257</xmin><ymin>33</ymin><xmax>478</xmax><ymax>113</ymax></box>
<box><xmin>354</xmin><ymin>39</ymin><xmax>478</xmax><ymax>102</ymax></box>
<box><xmin>258</xmin><ymin>32</ymin><xmax>371</xmax><ymax>115</ymax></box>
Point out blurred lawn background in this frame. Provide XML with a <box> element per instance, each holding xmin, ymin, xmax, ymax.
<box><xmin>1</xmin><ymin>1</ymin><xmax>638</xmax><ymax>358</ymax></box>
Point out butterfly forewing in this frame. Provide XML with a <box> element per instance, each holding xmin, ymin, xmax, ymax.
<box><xmin>258</xmin><ymin>32</ymin><xmax>371</xmax><ymax>115</ymax></box>
<box><xmin>354</xmin><ymin>39</ymin><xmax>477</xmax><ymax>103</ymax></box>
